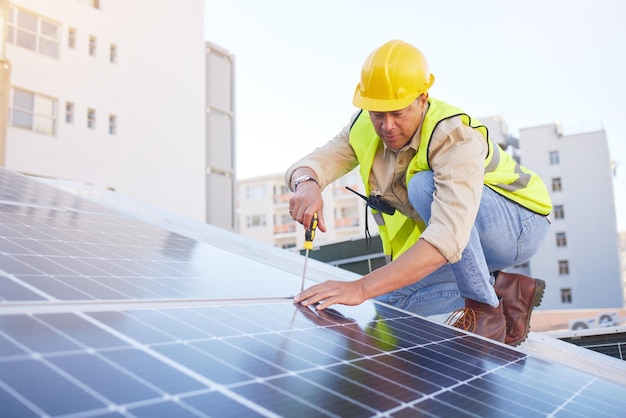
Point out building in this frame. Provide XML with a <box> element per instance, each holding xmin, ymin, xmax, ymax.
<box><xmin>237</xmin><ymin>169</ymin><xmax>376</xmax><ymax>251</ymax></box>
<box><xmin>0</xmin><ymin>0</ymin><xmax>235</xmax><ymax>230</ymax></box>
<box><xmin>519</xmin><ymin>123</ymin><xmax>623</xmax><ymax>310</ymax></box>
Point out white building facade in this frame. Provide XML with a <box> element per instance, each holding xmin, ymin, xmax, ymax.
<box><xmin>519</xmin><ymin>123</ymin><xmax>623</xmax><ymax>310</ymax></box>
<box><xmin>0</xmin><ymin>0</ymin><xmax>235</xmax><ymax>230</ymax></box>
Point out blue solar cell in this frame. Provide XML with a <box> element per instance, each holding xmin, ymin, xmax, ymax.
<box><xmin>127</xmin><ymin>401</ymin><xmax>210</xmax><ymax>418</ymax></box>
<box><xmin>181</xmin><ymin>391</ymin><xmax>267</xmax><ymax>417</ymax></box>
<box><xmin>35</xmin><ymin>313</ymin><xmax>130</xmax><ymax>349</ymax></box>
<box><xmin>301</xmin><ymin>368</ymin><xmax>403</xmax><ymax>411</ymax></box>
<box><xmin>0</xmin><ymin>274</ymin><xmax>46</xmax><ymax>302</ymax></box>
<box><xmin>0</xmin><ymin>314</ymin><xmax>82</xmax><ymax>353</ymax></box>
<box><xmin>153</xmin><ymin>342</ymin><xmax>251</xmax><ymax>385</ymax></box>
<box><xmin>87</xmin><ymin>311</ymin><xmax>180</xmax><ymax>344</ymax></box>
<box><xmin>394</xmin><ymin>398</ymin><xmax>478</xmax><ymax>417</ymax></box>
<box><xmin>0</xmin><ymin>386</ymin><xmax>40</xmax><ymax>418</ymax></box>
<box><xmin>326</xmin><ymin>362</ymin><xmax>425</xmax><ymax>403</ymax></box>
<box><xmin>0</xmin><ymin>333</ymin><xmax>27</xmax><ymax>356</ymax></box>
<box><xmin>16</xmin><ymin>275</ymin><xmax>95</xmax><ymax>300</ymax></box>
<box><xmin>225</xmin><ymin>335</ymin><xmax>314</xmax><ymax>371</ymax></box>
<box><xmin>253</xmin><ymin>373</ymin><xmax>376</xmax><ymax>416</ymax></box>
<box><xmin>101</xmin><ymin>348</ymin><xmax>208</xmax><ymax>394</ymax></box>
<box><xmin>0</xmin><ymin>359</ymin><xmax>106</xmax><ymax>416</ymax></box>
<box><xmin>48</xmin><ymin>353</ymin><xmax>162</xmax><ymax>404</ymax></box>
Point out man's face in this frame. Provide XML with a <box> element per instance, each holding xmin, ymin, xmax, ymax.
<box><xmin>368</xmin><ymin>97</ymin><xmax>425</xmax><ymax>151</ymax></box>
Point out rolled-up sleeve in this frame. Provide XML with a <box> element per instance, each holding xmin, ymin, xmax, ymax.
<box><xmin>285</xmin><ymin>113</ymin><xmax>361</xmax><ymax>191</ymax></box>
<box><xmin>419</xmin><ymin>118</ymin><xmax>488</xmax><ymax>263</ymax></box>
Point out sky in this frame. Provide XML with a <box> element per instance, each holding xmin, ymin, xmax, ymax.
<box><xmin>204</xmin><ymin>0</ymin><xmax>626</xmax><ymax>231</ymax></box>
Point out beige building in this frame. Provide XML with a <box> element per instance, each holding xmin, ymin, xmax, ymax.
<box><xmin>237</xmin><ymin>169</ymin><xmax>376</xmax><ymax>251</ymax></box>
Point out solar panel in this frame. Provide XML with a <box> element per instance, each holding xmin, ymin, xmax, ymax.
<box><xmin>2</xmin><ymin>167</ymin><xmax>626</xmax><ymax>417</ymax></box>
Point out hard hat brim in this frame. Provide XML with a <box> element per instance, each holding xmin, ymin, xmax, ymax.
<box><xmin>352</xmin><ymin>88</ymin><xmax>419</xmax><ymax>112</ymax></box>
<box><xmin>352</xmin><ymin>73</ymin><xmax>435</xmax><ymax>112</ymax></box>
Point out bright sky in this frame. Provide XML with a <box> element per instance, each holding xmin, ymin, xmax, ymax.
<box><xmin>204</xmin><ymin>0</ymin><xmax>626</xmax><ymax>231</ymax></box>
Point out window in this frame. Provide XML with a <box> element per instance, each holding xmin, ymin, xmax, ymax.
<box><xmin>551</xmin><ymin>177</ymin><xmax>562</xmax><ymax>192</ymax></box>
<box><xmin>89</xmin><ymin>35</ymin><xmax>97</xmax><ymax>56</ymax></box>
<box><xmin>68</xmin><ymin>27</ymin><xmax>76</xmax><ymax>49</ymax></box>
<box><xmin>10</xmin><ymin>87</ymin><xmax>57</xmax><ymax>135</ymax></box>
<box><xmin>553</xmin><ymin>205</ymin><xmax>564</xmax><ymax>220</ymax></box>
<box><xmin>110</xmin><ymin>43</ymin><xmax>117</xmax><ymax>63</ymax></box>
<box><xmin>561</xmin><ymin>288</ymin><xmax>572</xmax><ymax>303</ymax></box>
<box><xmin>549</xmin><ymin>150</ymin><xmax>560</xmax><ymax>165</ymax></box>
<box><xmin>556</xmin><ymin>232</ymin><xmax>567</xmax><ymax>247</ymax></box>
<box><xmin>273</xmin><ymin>184</ymin><xmax>291</xmax><ymax>204</ymax></box>
<box><xmin>247</xmin><ymin>214</ymin><xmax>266</xmax><ymax>228</ymax></box>
<box><xmin>558</xmin><ymin>260</ymin><xmax>569</xmax><ymax>275</ymax></box>
<box><xmin>246</xmin><ymin>185</ymin><xmax>266</xmax><ymax>199</ymax></box>
<box><xmin>275</xmin><ymin>184</ymin><xmax>289</xmax><ymax>195</ymax></box>
<box><xmin>87</xmin><ymin>108</ymin><xmax>96</xmax><ymax>129</ymax></box>
<box><xmin>335</xmin><ymin>205</ymin><xmax>359</xmax><ymax>228</ymax></box>
<box><xmin>7</xmin><ymin>7</ymin><xmax>60</xmax><ymax>58</ymax></box>
<box><xmin>65</xmin><ymin>102</ymin><xmax>74</xmax><ymax>124</ymax></box>
<box><xmin>109</xmin><ymin>114</ymin><xmax>116</xmax><ymax>135</ymax></box>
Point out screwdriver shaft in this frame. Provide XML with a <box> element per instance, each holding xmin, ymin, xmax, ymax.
<box><xmin>300</xmin><ymin>213</ymin><xmax>317</xmax><ymax>293</ymax></box>
<box><xmin>301</xmin><ymin>249</ymin><xmax>309</xmax><ymax>291</ymax></box>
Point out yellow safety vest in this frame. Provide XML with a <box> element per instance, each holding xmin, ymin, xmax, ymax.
<box><xmin>349</xmin><ymin>97</ymin><xmax>552</xmax><ymax>261</ymax></box>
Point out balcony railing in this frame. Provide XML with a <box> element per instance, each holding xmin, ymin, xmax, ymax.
<box><xmin>274</xmin><ymin>223</ymin><xmax>296</xmax><ymax>234</ymax></box>
<box><xmin>274</xmin><ymin>193</ymin><xmax>291</xmax><ymax>204</ymax></box>
<box><xmin>335</xmin><ymin>217</ymin><xmax>359</xmax><ymax>228</ymax></box>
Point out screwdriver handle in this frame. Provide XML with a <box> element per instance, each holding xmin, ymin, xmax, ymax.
<box><xmin>303</xmin><ymin>212</ymin><xmax>318</xmax><ymax>250</ymax></box>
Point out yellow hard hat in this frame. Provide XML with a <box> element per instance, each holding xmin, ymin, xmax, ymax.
<box><xmin>353</xmin><ymin>40</ymin><xmax>435</xmax><ymax>112</ymax></box>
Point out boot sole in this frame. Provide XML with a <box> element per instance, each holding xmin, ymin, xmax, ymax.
<box><xmin>531</xmin><ymin>279</ymin><xmax>546</xmax><ymax>308</ymax></box>
<box><xmin>508</xmin><ymin>278</ymin><xmax>545</xmax><ymax>346</ymax></box>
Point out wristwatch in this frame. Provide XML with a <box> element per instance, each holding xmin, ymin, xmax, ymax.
<box><xmin>293</xmin><ymin>175</ymin><xmax>320</xmax><ymax>190</ymax></box>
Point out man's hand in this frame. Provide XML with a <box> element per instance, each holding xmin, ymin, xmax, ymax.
<box><xmin>289</xmin><ymin>170</ymin><xmax>326</xmax><ymax>232</ymax></box>
<box><xmin>294</xmin><ymin>280</ymin><xmax>366</xmax><ymax>310</ymax></box>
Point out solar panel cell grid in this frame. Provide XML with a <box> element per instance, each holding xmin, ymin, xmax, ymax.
<box><xmin>4</xmin><ymin>301</ymin><xmax>626</xmax><ymax>417</ymax></box>
<box><xmin>2</xmin><ymin>168</ymin><xmax>626</xmax><ymax>417</ymax></box>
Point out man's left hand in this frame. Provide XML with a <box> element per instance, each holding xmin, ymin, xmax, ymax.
<box><xmin>294</xmin><ymin>280</ymin><xmax>365</xmax><ymax>310</ymax></box>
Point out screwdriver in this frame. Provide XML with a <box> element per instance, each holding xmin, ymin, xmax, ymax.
<box><xmin>300</xmin><ymin>212</ymin><xmax>318</xmax><ymax>292</ymax></box>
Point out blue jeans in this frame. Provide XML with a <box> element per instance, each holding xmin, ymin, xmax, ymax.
<box><xmin>374</xmin><ymin>171</ymin><xmax>550</xmax><ymax>316</ymax></box>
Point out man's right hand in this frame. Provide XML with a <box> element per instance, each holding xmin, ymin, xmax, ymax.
<box><xmin>289</xmin><ymin>171</ymin><xmax>326</xmax><ymax>233</ymax></box>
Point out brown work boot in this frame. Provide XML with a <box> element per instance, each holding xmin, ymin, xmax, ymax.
<box><xmin>494</xmin><ymin>271</ymin><xmax>546</xmax><ymax>346</ymax></box>
<box><xmin>445</xmin><ymin>299</ymin><xmax>506</xmax><ymax>343</ymax></box>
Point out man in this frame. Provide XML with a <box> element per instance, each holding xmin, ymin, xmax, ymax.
<box><xmin>287</xmin><ymin>40</ymin><xmax>551</xmax><ymax>346</ymax></box>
